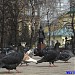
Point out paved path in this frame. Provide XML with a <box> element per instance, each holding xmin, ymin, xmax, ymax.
<box><xmin>0</xmin><ymin>56</ymin><xmax>75</xmax><ymax>75</ymax></box>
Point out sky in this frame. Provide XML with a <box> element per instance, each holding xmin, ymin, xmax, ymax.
<box><xmin>41</xmin><ymin>0</ymin><xmax>70</xmax><ymax>22</ymax></box>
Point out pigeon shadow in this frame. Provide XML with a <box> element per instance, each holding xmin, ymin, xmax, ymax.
<box><xmin>0</xmin><ymin>71</ymin><xmax>20</xmax><ymax>74</ymax></box>
<box><xmin>19</xmin><ymin>64</ymin><xmax>38</xmax><ymax>68</ymax></box>
<box><xmin>36</xmin><ymin>65</ymin><xmax>56</xmax><ymax>67</ymax></box>
<box><xmin>55</xmin><ymin>61</ymin><xmax>71</xmax><ymax>63</ymax></box>
<box><xmin>19</xmin><ymin>65</ymin><xmax>29</xmax><ymax>67</ymax></box>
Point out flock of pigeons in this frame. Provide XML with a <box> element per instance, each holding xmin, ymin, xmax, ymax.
<box><xmin>0</xmin><ymin>45</ymin><xmax>74</xmax><ymax>73</ymax></box>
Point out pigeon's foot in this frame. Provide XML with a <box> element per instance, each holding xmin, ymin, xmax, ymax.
<box><xmin>7</xmin><ymin>70</ymin><xmax>10</xmax><ymax>73</ymax></box>
<box><xmin>49</xmin><ymin>64</ymin><xmax>58</xmax><ymax>67</ymax></box>
<box><xmin>16</xmin><ymin>69</ymin><xmax>21</xmax><ymax>73</ymax></box>
<box><xmin>52</xmin><ymin>64</ymin><xmax>58</xmax><ymax>67</ymax></box>
<box><xmin>49</xmin><ymin>65</ymin><xmax>51</xmax><ymax>67</ymax></box>
<box><xmin>49</xmin><ymin>64</ymin><xmax>51</xmax><ymax>67</ymax></box>
<box><xmin>49</xmin><ymin>62</ymin><xmax>51</xmax><ymax>67</ymax></box>
<box><xmin>26</xmin><ymin>63</ymin><xmax>29</xmax><ymax>66</ymax></box>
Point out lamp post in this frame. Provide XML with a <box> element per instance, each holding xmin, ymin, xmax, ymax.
<box><xmin>70</xmin><ymin>5</ymin><xmax>75</xmax><ymax>54</ymax></box>
<box><xmin>47</xmin><ymin>9</ymin><xmax>51</xmax><ymax>46</ymax></box>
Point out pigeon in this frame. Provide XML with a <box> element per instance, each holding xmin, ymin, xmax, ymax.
<box><xmin>58</xmin><ymin>51</ymin><xmax>72</xmax><ymax>62</ymax></box>
<box><xmin>34</xmin><ymin>47</ymin><xmax>48</xmax><ymax>57</ymax></box>
<box><xmin>0</xmin><ymin>52</ymin><xmax>6</xmax><ymax>59</ymax></box>
<box><xmin>20</xmin><ymin>49</ymin><xmax>37</xmax><ymax>66</ymax></box>
<box><xmin>0</xmin><ymin>46</ymin><xmax>24</xmax><ymax>73</ymax></box>
<box><xmin>36</xmin><ymin>50</ymin><xmax>59</xmax><ymax>67</ymax></box>
<box><xmin>61</xmin><ymin>50</ymin><xmax>74</xmax><ymax>57</ymax></box>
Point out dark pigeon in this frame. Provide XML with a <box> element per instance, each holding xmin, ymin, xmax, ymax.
<box><xmin>58</xmin><ymin>50</ymin><xmax>73</xmax><ymax>62</ymax></box>
<box><xmin>36</xmin><ymin>50</ymin><xmax>59</xmax><ymax>67</ymax></box>
<box><xmin>0</xmin><ymin>48</ymin><xmax>24</xmax><ymax>73</ymax></box>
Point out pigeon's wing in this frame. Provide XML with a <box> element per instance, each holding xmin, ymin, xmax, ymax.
<box><xmin>0</xmin><ymin>53</ymin><xmax>5</xmax><ymax>59</ymax></box>
<box><xmin>59</xmin><ymin>52</ymin><xmax>71</xmax><ymax>60</ymax></box>
<box><xmin>1</xmin><ymin>51</ymin><xmax>20</xmax><ymax>64</ymax></box>
<box><xmin>42</xmin><ymin>50</ymin><xmax>57</xmax><ymax>62</ymax></box>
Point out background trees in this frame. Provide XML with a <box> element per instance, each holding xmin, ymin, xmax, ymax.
<box><xmin>0</xmin><ymin>0</ymin><xmax>19</xmax><ymax>48</ymax></box>
<box><xmin>0</xmin><ymin>0</ymin><xmax>74</xmax><ymax>49</ymax></box>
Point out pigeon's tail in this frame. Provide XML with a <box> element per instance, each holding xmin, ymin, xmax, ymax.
<box><xmin>0</xmin><ymin>60</ymin><xmax>5</xmax><ymax>68</ymax></box>
<box><xmin>25</xmin><ymin>57</ymin><xmax>37</xmax><ymax>63</ymax></box>
<box><xmin>36</xmin><ymin>58</ymin><xmax>45</xmax><ymax>64</ymax></box>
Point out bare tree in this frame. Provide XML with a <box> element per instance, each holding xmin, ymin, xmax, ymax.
<box><xmin>0</xmin><ymin>0</ymin><xmax>19</xmax><ymax>49</ymax></box>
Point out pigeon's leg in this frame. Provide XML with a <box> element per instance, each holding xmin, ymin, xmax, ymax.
<box><xmin>23</xmin><ymin>61</ymin><xmax>29</xmax><ymax>66</ymax></box>
<box><xmin>52</xmin><ymin>61</ymin><xmax>57</xmax><ymax>67</ymax></box>
<box><xmin>7</xmin><ymin>70</ymin><xmax>10</xmax><ymax>73</ymax></box>
<box><xmin>49</xmin><ymin>62</ymin><xmax>51</xmax><ymax>67</ymax></box>
<box><xmin>25</xmin><ymin>62</ymin><xmax>29</xmax><ymax>66</ymax></box>
<box><xmin>20</xmin><ymin>62</ymin><xmax>23</xmax><ymax>66</ymax></box>
<box><xmin>20</xmin><ymin>61</ymin><xmax>25</xmax><ymax>66</ymax></box>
